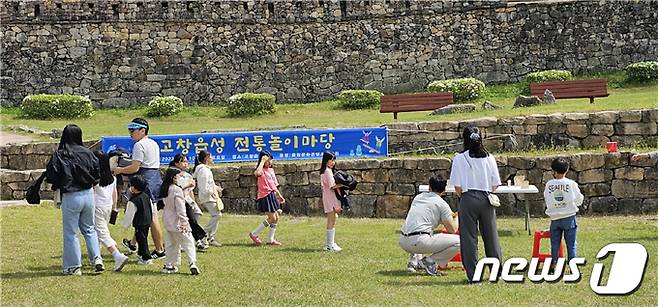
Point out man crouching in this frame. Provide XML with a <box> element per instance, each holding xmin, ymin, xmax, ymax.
<box><xmin>399</xmin><ymin>176</ymin><xmax>460</xmax><ymax>276</ymax></box>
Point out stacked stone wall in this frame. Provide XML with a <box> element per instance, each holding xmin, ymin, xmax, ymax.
<box><xmin>4</xmin><ymin>152</ymin><xmax>656</xmax><ymax>217</ymax></box>
<box><xmin>2</xmin><ymin>0</ymin><xmax>656</xmax><ymax>106</ymax></box>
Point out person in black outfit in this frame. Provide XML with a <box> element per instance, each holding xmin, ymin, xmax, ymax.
<box><xmin>129</xmin><ymin>175</ymin><xmax>153</xmax><ymax>264</ymax></box>
<box><xmin>45</xmin><ymin>124</ymin><xmax>103</xmax><ymax>275</ymax></box>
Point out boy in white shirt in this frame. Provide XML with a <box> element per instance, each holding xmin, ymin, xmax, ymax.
<box><xmin>543</xmin><ymin>157</ymin><xmax>584</xmax><ymax>266</ymax></box>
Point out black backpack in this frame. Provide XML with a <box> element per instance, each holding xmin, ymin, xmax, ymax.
<box><xmin>25</xmin><ymin>173</ymin><xmax>46</xmax><ymax>204</ymax></box>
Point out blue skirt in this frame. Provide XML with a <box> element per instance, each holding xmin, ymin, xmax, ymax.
<box><xmin>256</xmin><ymin>192</ymin><xmax>280</xmax><ymax>213</ymax></box>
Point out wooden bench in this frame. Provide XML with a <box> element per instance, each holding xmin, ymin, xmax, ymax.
<box><xmin>380</xmin><ymin>92</ymin><xmax>453</xmax><ymax>119</ymax></box>
<box><xmin>530</xmin><ymin>79</ymin><xmax>609</xmax><ymax>104</ymax></box>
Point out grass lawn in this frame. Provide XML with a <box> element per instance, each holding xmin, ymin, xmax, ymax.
<box><xmin>1</xmin><ymin>84</ymin><xmax>656</xmax><ymax>142</ymax></box>
<box><xmin>1</xmin><ymin>204</ymin><xmax>656</xmax><ymax>306</ymax></box>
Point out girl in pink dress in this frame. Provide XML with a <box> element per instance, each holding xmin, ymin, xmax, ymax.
<box><xmin>320</xmin><ymin>151</ymin><xmax>343</xmax><ymax>252</ymax></box>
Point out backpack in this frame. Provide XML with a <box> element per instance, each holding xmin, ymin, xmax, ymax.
<box><xmin>108</xmin><ymin>148</ymin><xmax>133</xmax><ymax>169</ymax></box>
<box><xmin>25</xmin><ymin>173</ymin><xmax>46</xmax><ymax>204</ymax></box>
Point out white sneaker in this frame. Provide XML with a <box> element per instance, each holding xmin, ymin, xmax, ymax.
<box><xmin>63</xmin><ymin>267</ymin><xmax>82</xmax><ymax>276</ymax></box>
<box><xmin>137</xmin><ymin>257</ymin><xmax>153</xmax><ymax>265</ymax></box>
<box><xmin>113</xmin><ymin>254</ymin><xmax>129</xmax><ymax>272</ymax></box>
<box><xmin>208</xmin><ymin>238</ymin><xmax>222</xmax><ymax>247</ymax></box>
<box><xmin>161</xmin><ymin>265</ymin><xmax>178</xmax><ymax>274</ymax></box>
<box><xmin>190</xmin><ymin>263</ymin><xmax>200</xmax><ymax>275</ymax></box>
<box><xmin>93</xmin><ymin>257</ymin><xmax>105</xmax><ymax>272</ymax></box>
<box><xmin>323</xmin><ymin>243</ymin><xmax>342</xmax><ymax>252</ymax></box>
<box><xmin>406</xmin><ymin>262</ymin><xmax>417</xmax><ymax>273</ymax></box>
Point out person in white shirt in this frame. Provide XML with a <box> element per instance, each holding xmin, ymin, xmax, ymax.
<box><xmin>544</xmin><ymin>157</ymin><xmax>584</xmax><ymax>266</ymax></box>
<box><xmin>193</xmin><ymin>150</ymin><xmax>224</xmax><ymax>247</ymax></box>
<box><xmin>93</xmin><ymin>151</ymin><xmax>130</xmax><ymax>272</ymax></box>
<box><xmin>450</xmin><ymin>126</ymin><xmax>502</xmax><ymax>283</ymax></box>
<box><xmin>399</xmin><ymin>176</ymin><xmax>460</xmax><ymax>276</ymax></box>
<box><xmin>113</xmin><ymin>118</ymin><xmax>165</xmax><ymax>260</ymax></box>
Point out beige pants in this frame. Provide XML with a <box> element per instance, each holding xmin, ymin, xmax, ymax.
<box><xmin>399</xmin><ymin>233</ymin><xmax>460</xmax><ymax>266</ymax></box>
<box><xmin>165</xmin><ymin>230</ymin><xmax>197</xmax><ymax>267</ymax></box>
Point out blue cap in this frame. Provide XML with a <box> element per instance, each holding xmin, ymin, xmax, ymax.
<box><xmin>127</xmin><ymin>122</ymin><xmax>148</xmax><ymax>129</ymax></box>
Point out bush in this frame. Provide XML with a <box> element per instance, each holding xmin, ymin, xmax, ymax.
<box><xmin>521</xmin><ymin>70</ymin><xmax>573</xmax><ymax>94</ymax></box>
<box><xmin>226</xmin><ymin>93</ymin><xmax>276</xmax><ymax>117</ymax></box>
<box><xmin>525</xmin><ymin>70</ymin><xmax>573</xmax><ymax>84</ymax></box>
<box><xmin>525</xmin><ymin>70</ymin><xmax>573</xmax><ymax>83</ymax></box>
<box><xmin>337</xmin><ymin>90</ymin><xmax>383</xmax><ymax>110</ymax></box>
<box><xmin>427</xmin><ymin>78</ymin><xmax>486</xmax><ymax>103</ymax></box>
<box><xmin>146</xmin><ymin>96</ymin><xmax>184</xmax><ymax>117</ymax></box>
<box><xmin>625</xmin><ymin>61</ymin><xmax>658</xmax><ymax>82</ymax></box>
<box><xmin>21</xmin><ymin>94</ymin><xmax>94</xmax><ymax>119</ymax></box>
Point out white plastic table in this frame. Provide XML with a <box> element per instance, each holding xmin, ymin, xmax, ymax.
<box><xmin>419</xmin><ymin>184</ymin><xmax>540</xmax><ymax>235</ymax></box>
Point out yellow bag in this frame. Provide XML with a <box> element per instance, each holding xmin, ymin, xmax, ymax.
<box><xmin>214</xmin><ymin>192</ymin><xmax>224</xmax><ymax>211</ymax></box>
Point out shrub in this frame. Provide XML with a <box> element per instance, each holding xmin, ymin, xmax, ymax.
<box><xmin>625</xmin><ymin>61</ymin><xmax>658</xmax><ymax>82</ymax></box>
<box><xmin>427</xmin><ymin>78</ymin><xmax>486</xmax><ymax>103</ymax></box>
<box><xmin>226</xmin><ymin>92</ymin><xmax>276</xmax><ymax>117</ymax></box>
<box><xmin>522</xmin><ymin>70</ymin><xmax>573</xmax><ymax>94</ymax></box>
<box><xmin>21</xmin><ymin>94</ymin><xmax>94</xmax><ymax>119</ymax></box>
<box><xmin>146</xmin><ymin>96</ymin><xmax>184</xmax><ymax>117</ymax></box>
<box><xmin>525</xmin><ymin>70</ymin><xmax>573</xmax><ymax>84</ymax></box>
<box><xmin>337</xmin><ymin>90</ymin><xmax>383</xmax><ymax>110</ymax></box>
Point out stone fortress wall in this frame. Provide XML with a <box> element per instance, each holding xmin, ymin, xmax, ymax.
<box><xmin>1</xmin><ymin>0</ymin><xmax>656</xmax><ymax>106</ymax></box>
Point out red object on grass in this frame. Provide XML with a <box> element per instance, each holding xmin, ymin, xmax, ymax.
<box><xmin>532</xmin><ymin>229</ymin><xmax>564</xmax><ymax>261</ymax></box>
<box><xmin>441</xmin><ymin>229</ymin><xmax>462</xmax><ymax>262</ymax></box>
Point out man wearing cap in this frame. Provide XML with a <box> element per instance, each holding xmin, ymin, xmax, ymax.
<box><xmin>113</xmin><ymin>118</ymin><xmax>166</xmax><ymax>260</ymax></box>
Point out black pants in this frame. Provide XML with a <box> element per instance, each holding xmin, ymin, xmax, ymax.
<box><xmin>134</xmin><ymin>226</ymin><xmax>151</xmax><ymax>261</ymax></box>
<box><xmin>458</xmin><ymin>190</ymin><xmax>502</xmax><ymax>282</ymax></box>
<box><xmin>186</xmin><ymin>204</ymin><xmax>206</xmax><ymax>241</ymax></box>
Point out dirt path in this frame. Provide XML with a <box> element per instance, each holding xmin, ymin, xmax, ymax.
<box><xmin>0</xmin><ymin>131</ymin><xmax>36</xmax><ymax>146</ymax></box>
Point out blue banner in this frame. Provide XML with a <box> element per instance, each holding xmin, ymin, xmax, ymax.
<box><xmin>100</xmin><ymin>127</ymin><xmax>388</xmax><ymax>164</ymax></box>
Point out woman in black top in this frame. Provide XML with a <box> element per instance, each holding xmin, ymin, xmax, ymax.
<box><xmin>45</xmin><ymin>124</ymin><xmax>103</xmax><ymax>275</ymax></box>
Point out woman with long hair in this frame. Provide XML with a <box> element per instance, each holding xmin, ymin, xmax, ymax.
<box><xmin>449</xmin><ymin>126</ymin><xmax>502</xmax><ymax>283</ymax></box>
<box><xmin>92</xmin><ymin>151</ymin><xmax>130</xmax><ymax>272</ymax></box>
<box><xmin>45</xmin><ymin>124</ymin><xmax>103</xmax><ymax>275</ymax></box>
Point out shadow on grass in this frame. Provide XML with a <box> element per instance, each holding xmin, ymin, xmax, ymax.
<box><xmin>2</xmin><ymin>265</ymin><xmax>67</xmax><ymax>279</ymax></box>
<box><xmin>118</xmin><ymin>269</ymin><xmax>172</xmax><ymax>276</ymax></box>
<box><xmin>377</xmin><ymin>270</ymin><xmax>414</xmax><ymax>277</ymax></box>
<box><xmin>278</xmin><ymin>247</ymin><xmax>319</xmax><ymax>253</ymax></box>
<box><xmin>220</xmin><ymin>243</ymin><xmax>262</xmax><ymax>248</ymax></box>
<box><xmin>378</xmin><ymin>273</ymin><xmax>468</xmax><ymax>287</ymax></box>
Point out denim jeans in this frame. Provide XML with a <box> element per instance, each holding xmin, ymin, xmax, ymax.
<box><xmin>61</xmin><ymin>189</ymin><xmax>101</xmax><ymax>270</ymax></box>
<box><xmin>550</xmin><ymin>215</ymin><xmax>577</xmax><ymax>264</ymax></box>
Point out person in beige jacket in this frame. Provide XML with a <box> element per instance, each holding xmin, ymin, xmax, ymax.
<box><xmin>160</xmin><ymin>168</ymin><xmax>199</xmax><ymax>275</ymax></box>
<box><xmin>193</xmin><ymin>150</ymin><xmax>224</xmax><ymax>247</ymax></box>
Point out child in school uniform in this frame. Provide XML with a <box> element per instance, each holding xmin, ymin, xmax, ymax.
<box><xmin>129</xmin><ymin>175</ymin><xmax>154</xmax><ymax>265</ymax></box>
<box><xmin>160</xmin><ymin>168</ymin><xmax>200</xmax><ymax>275</ymax></box>
<box><xmin>192</xmin><ymin>150</ymin><xmax>224</xmax><ymax>247</ymax></box>
<box><xmin>249</xmin><ymin>151</ymin><xmax>286</xmax><ymax>246</ymax></box>
<box><xmin>320</xmin><ymin>151</ymin><xmax>343</xmax><ymax>252</ymax></box>
<box><xmin>92</xmin><ymin>151</ymin><xmax>130</xmax><ymax>272</ymax></box>
<box><xmin>544</xmin><ymin>157</ymin><xmax>584</xmax><ymax>267</ymax></box>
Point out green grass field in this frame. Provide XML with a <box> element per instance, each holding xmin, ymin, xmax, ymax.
<box><xmin>2</xmin><ymin>84</ymin><xmax>656</xmax><ymax>142</ymax></box>
<box><xmin>1</xmin><ymin>204</ymin><xmax>656</xmax><ymax>306</ymax></box>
